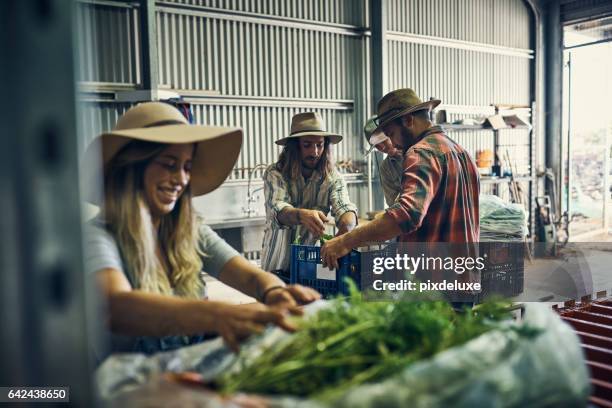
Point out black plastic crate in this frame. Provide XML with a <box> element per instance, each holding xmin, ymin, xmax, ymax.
<box><xmin>477</xmin><ymin>242</ymin><xmax>525</xmax><ymax>301</ymax></box>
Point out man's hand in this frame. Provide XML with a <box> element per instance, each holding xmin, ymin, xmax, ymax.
<box><xmin>299</xmin><ymin>209</ymin><xmax>329</xmax><ymax>237</ymax></box>
<box><xmin>212</xmin><ymin>303</ymin><xmax>296</xmax><ymax>352</ymax></box>
<box><xmin>264</xmin><ymin>285</ymin><xmax>321</xmax><ymax>310</ymax></box>
<box><xmin>321</xmin><ymin>235</ymin><xmax>352</xmax><ymax>270</ymax></box>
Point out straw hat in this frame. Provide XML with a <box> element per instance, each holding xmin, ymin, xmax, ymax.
<box><xmin>371</xmin><ymin>88</ymin><xmax>441</xmax><ymax>135</ymax></box>
<box><xmin>82</xmin><ymin>102</ymin><xmax>242</xmax><ymax>204</ymax></box>
<box><xmin>275</xmin><ymin>112</ymin><xmax>342</xmax><ymax>145</ymax></box>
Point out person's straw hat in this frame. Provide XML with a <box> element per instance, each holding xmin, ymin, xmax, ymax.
<box><xmin>363</xmin><ymin>115</ymin><xmax>389</xmax><ymax>155</ymax></box>
<box><xmin>275</xmin><ymin>112</ymin><xmax>342</xmax><ymax>145</ymax></box>
<box><xmin>371</xmin><ymin>88</ymin><xmax>441</xmax><ymax>135</ymax></box>
<box><xmin>82</xmin><ymin>102</ymin><xmax>242</xmax><ymax>204</ymax></box>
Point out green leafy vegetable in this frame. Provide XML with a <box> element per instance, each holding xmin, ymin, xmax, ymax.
<box><xmin>219</xmin><ymin>281</ymin><xmax>530</xmax><ymax>400</ymax></box>
<box><xmin>319</xmin><ymin>233</ymin><xmax>333</xmax><ymax>245</ymax></box>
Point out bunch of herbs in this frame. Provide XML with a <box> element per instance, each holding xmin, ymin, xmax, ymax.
<box><xmin>219</xmin><ymin>281</ymin><xmax>519</xmax><ymax>400</ymax></box>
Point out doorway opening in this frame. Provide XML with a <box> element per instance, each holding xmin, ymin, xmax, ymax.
<box><xmin>562</xmin><ymin>17</ymin><xmax>612</xmax><ymax>241</ymax></box>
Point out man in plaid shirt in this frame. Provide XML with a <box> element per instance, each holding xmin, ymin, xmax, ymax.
<box><xmin>322</xmin><ymin>88</ymin><xmax>479</xmax><ymax>269</ymax></box>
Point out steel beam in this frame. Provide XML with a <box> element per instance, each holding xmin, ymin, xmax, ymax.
<box><xmin>139</xmin><ymin>0</ymin><xmax>158</xmax><ymax>90</ymax></box>
<box><xmin>543</xmin><ymin>0</ymin><xmax>564</xmax><ymax>215</ymax></box>
<box><xmin>386</xmin><ymin>31</ymin><xmax>535</xmax><ymax>59</ymax></box>
<box><xmin>0</xmin><ymin>0</ymin><xmax>95</xmax><ymax>405</ymax></box>
<box><xmin>370</xmin><ymin>0</ymin><xmax>387</xmax><ymax>105</ymax></box>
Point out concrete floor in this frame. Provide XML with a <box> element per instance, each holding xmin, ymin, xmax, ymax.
<box><xmin>571</xmin><ymin>231</ymin><xmax>612</xmax><ymax>242</ymax></box>
<box><xmin>516</xmin><ymin>242</ymin><xmax>612</xmax><ymax>302</ymax></box>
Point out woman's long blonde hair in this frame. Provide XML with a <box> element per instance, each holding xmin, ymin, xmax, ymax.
<box><xmin>103</xmin><ymin>140</ymin><xmax>204</xmax><ymax>298</ymax></box>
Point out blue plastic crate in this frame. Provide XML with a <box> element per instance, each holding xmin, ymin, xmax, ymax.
<box><xmin>290</xmin><ymin>244</ymin><xmax>361</xmax><ymax>297</ymax></box>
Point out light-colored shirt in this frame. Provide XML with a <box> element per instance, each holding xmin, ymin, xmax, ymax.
<box><xmin>379</xmin><ymin>154</ymin><xmax>403</xmax><ymax>207</ymax></box>
<box><xmin>260</xmin><ymin>164</ymin><xmax>357</xmax><ymax>272</ymax></box>
<box><xmin>83</xmin><ymin>219</ymin><xmax>240</xmax><ymax>356</ymax></box>
<box><xmin>84</xmin><ymin>220</ymin><xmax>239</xmax><ymax>284</ymax></box>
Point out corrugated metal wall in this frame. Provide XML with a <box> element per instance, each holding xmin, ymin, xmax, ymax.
<box><xmin>76</xmin><ymin>1</ymin><xmax>139</xmax><ymax>152</ymax></box>
<box><xmin>153</xmin><ymin>2</ymin><xmax>370</xmax><ymax>181</ymax></box>
<box><xmin>387</xmin><ymin>0</ymin><xmax>531</xmax><ymax>48</ymax></box>
<box><xmin>384</xmin><ymin>0</ymin><xmax>534</xmax><ymax>203</ymax></box>
<box><xmin>75</xmin><ymin>1</ymin><xmax>140</xmax><ymax>85</ymax></box>
<box><xmin>77</xmin><ymin>0</ymin><xmax>370</xmax><ymax>189</ymax></box>
<box><xmin>161</xmin><ymin>0</ymin><xmax>365</xmax><ymax>25</ymax></box>
<box><xmin>76</xmin><ymin>0</ymin><xmax>536</xmax><ymax>220</ymax></box>
<box><xmin>190</xmin><ymin>105</ymin><xmax>360</xmax><ymax>180</ymax></box>
<box><xmin>77</xmin><ymin>100</ymin><xmax>133</xmax><ymax>153</ymax></box>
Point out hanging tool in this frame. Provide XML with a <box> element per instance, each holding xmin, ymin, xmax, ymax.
<box><xmin>504</xmin><ymin>149</ymin><xmax>533</xmax><ymax>261</ymax></box>
<box><xmin>536</xmin><ymin>167</ymin><xmax>570</xmax><ymax>246</ymax></box>
<box><xmin>504</xmin><ymin>149</ymin><xmax>522</xmax><ymax>204</ymax></box>
<box><xmin>535</xmin><ymin>196</ymin><xmax>558</xmax><ymax>256</ymax></box>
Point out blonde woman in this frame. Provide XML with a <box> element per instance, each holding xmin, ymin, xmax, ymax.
<box><xmin>83</xmin><ymin>102</ymin><xmax>319</xmax><ymax>355</ymax></box>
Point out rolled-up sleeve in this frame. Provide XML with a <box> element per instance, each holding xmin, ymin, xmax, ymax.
<box><xmin>263</xmin><ymin>166</ymin><xmax>293</xmax><ymax>229</ymax></box>
<box><xmin>329</xmin><ymin>173</ymin><xmax>357</xmax><ymax>225</ymax></box>
<box><xmin>386</xmin><ymin>149</ymin><xmax>442</xmax><ymax>234</ymax></box>
<box><xmin>199</xmin><ymin>224</ymin><xmax>240</xmax><ymax>278</ymax></box>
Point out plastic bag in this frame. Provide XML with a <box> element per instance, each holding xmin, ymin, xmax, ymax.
<box><xmin>480</xmin><ymin>194</ymin><xmax>528</xmax><ymax>240</ymax></box>
<box><xmin>96</xmin><ymin>303</ymin><xmax>589</xmax><ymax>407</ymax></box>
<box><xmin>319</xmin><ymin>303</ymin><xmax>589</xmax><ymax>408</ymax></box>
<box><xmin>95</xmin><ymin>301</ymin><xmax>329</xmax><ymax>399</ymax></box>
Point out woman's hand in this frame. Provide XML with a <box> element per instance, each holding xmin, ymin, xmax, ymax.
<box><xmin>211</xmin><ymin>303</ymin><xmax>296</xmax><ymax>352</ymax></box>
<box><xmin>263</xmin><ymin>285</ymin><xmax>321</xmax><ymax>309</ymax></box>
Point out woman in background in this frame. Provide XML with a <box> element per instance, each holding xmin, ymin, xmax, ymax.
<box><xmin>83</xmin><ymin>102</ymin><xmax>319</xmax><ymax>355</ymax></box>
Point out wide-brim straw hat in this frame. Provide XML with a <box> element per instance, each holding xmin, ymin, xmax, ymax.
<box><xmin>371</xmin><ymin>88</ymin><xmax>441</xmax><ymax>135</ymax></box>
<box><xmin>363</xmin><ymin>115</ymin><xmax>389</xmax><ymax>155</ymax></box>
<box><xmin>82</xmin><ymin>102</ymin><xmax>243</xmax><ymax>204</ymax></box>
<box><xmin>275</xmin><ymin>112</ymin><xmax>342</xmax><ymax>145</ymax></box>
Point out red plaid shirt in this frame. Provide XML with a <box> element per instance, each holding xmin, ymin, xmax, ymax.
<box><xmin>386</xmin><ymin>127</ymin><xmax>480</xmax><ymax>243</ymax></box>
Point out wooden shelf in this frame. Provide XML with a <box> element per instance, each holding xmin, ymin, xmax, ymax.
<box><xmin>442</xmin><ymin>124</ymin><xmax>488</xmax><ymax>131</ymax></box>
<box><xmin>440</xmin><ymin>123</ymin><xmax>531</xmax><ymax>131</ymax></box>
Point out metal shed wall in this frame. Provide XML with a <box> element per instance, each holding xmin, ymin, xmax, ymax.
<box><xmin>383</xmin><ymin>0</ymin><xmax>535</xmax><ymax>206</ymax></box>
<box><xmin>560</xmin><ymin>0</ymin><xmax>612</xmax><ymax>24</ymax></box>
<box><xmin>154</xmin><ymin>2</ymin><xmax>370</xmax><ymax>181</ymax></box>
<box><xmin>76</xmin><ymin>0</ymin><xmax>537</xmax><ymax>222</ymax></box>
<box><xmin>76</xmin><ymin>0</ymin><xmax>371</xmax><ymax>220</ymax></box>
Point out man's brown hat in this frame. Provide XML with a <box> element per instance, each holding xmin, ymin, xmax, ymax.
<box><xmin>275</xmin><ymin>112</ymin><xmax>342</xmax><ymax>145</ymax></box>
<box><xmin>371</xmin><ymin>88</ymin><xmax>441</xmax><ymax>134</ymax></box>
